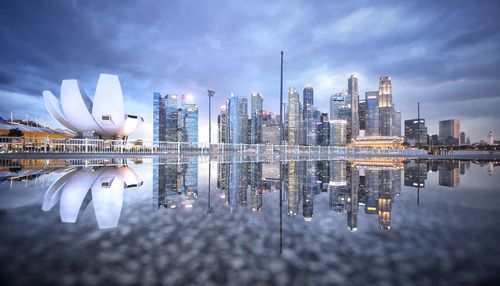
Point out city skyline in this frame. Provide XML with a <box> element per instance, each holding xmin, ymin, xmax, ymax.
<box><xmin>1</xmin><ymin>0</ymin><xmax>500</xmax><ymax>143</ymax></box>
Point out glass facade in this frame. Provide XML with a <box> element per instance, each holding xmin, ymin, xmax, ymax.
<box><xmin>365</xmin><ymin>91</ymin><xmax>379</xmax><ymax>136</ymax></box>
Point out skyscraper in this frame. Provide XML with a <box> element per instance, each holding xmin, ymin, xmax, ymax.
<box><xmin>250</xmin><ymin>92</ymin><xmax>263</xmax><ymax>144</ymax></box>
<box><xmin>365</xmin><ymin>91</ymin><xmax>379</xmax><ymax>136</ymax></box>
<box><xmin>394</xmin><ymin>109</ymin><xmax>401</xmax><ymax>137</ymax></box>
<box><xmin>378</xmin><ymin>76</ymin><xmax>393</xmax><ymax>136</ymax></box>
<box><xmin>330</xmin><ymin>93</ymin><xmax>344</xmax><ymax>120</ymax></box>
<box><xmin>303</xmin><ymin>85</ymin><xmax>314</xmax><ymax>121</ymax></box>
<box><xmin>439</xmin><ymin>119</ymin><xmax>461</xmax><ymax>146</ymax></box>
<box><xmin>180</xmin><ymin>95</ymin><xmax>198</xmax><ymax>144</ymax></box>
<box><xmin>358</xmin><ymin>99</ymin><xmax>367</xmax><ymax>135</ymax></box>
<box><xmin>153</xmin><ymin>92</ymin><xmax>178</xmax><ymax>142</ymax></box>
<box><xmin>404</xmin><ymin>119</ymin><xmax>428</xmax><ymax>147</ymax></box>
<box><xmin>218</xmin><ymin>105</ymin><xmax>228</xmax><ymax>143</ymax></box>
<box><xmin>348</xmin><ymin>75</ymin><xmax>359</xmax><ymax>140</ymax></box>
<box><xmin>287</xmin><ymin>87</ymin><xmax>300</xmax><ymax>145</ymax></box>
<box><xmin>228</xmin><ymin>94</ymin><xmax>241</xmax><ymax>144</ymax></box>
<box><xmin>329</xmin><ymin>120</ymin><xmax>347</xmax><ymax>146</ymax></box>
<box><xmin>239</xmin><ymin>97</ymin><xmax>249</xmax><ymax>144</ymax></box>
<box><xmin>303</xmin><ymin>85</ymin><xmax>315</xmax><ymax>145</ymax></box>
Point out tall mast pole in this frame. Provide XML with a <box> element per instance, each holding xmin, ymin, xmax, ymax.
<box><xmin>417</xmin><ymin>102</ymin><xmax>420</xmax><ymax>149</ymax></box>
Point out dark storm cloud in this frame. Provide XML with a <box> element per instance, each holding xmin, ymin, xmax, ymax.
<box><xmin>0</xmin><ymin>0</ymin><xmax>499</xmax><ymax>141</ymax></box>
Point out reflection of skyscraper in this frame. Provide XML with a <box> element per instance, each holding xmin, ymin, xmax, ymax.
<box><xmin>347</xmin><ymin>163</ymin><xmax>359</xmax><ymax>231</ymax></box>
<box><xmin>250</xmin><ymin>162</ymin><xmax>263</xmax><ymax>211</ymax></box>
<box><xmin>378</xmin><ymin>170</ymin><xmax>394</xmax><ymax>230</ymax></box>
<box><xmin>303</xmin><ymin>161</ymin><xmax>316</xmax><ymax>221</ymax></box>
<box><xmin>404</xmin><ymin>160</ymin><xmax>427</xmax><ymax>188</ymax></box>
<box><xmin>438</xmin><ymin>161</ymin><xmax>460</xmax><ymax>187</ymax></box>
<box><xmin>365</xmin><ymin>169</ymin><xmax>379</xmax><ymax>214</ymax></box>
<box><xmin>286</xmin><ymin>161</ymin><xmax>299</xmax><ymax>217</ymax></box>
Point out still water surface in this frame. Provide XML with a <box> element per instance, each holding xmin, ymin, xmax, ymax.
<box><xmin>0</xmin><ymin>157</ymin><xmax>499</xmax><ymax>285</ymax></box>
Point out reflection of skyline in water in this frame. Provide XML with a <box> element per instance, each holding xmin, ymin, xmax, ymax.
<box><xmin>151</xmin><ymin>157</ymin><xmax>484</xmax><ymax>232</ymax></box>
<box><xmin>4</xmin><ymin>157</ymin><xmax>494</xmax><ymax>230</ymax></box>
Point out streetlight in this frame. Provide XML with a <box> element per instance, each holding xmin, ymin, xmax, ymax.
<box><xmin>207</xmin><ymin>90</ymin><xmax>215</xmax><ymax>148</ymax></box>
<box><xmin>207</xmin><ymin>89</ymin><xmax>215</xmax><ymax>215</ymax></box>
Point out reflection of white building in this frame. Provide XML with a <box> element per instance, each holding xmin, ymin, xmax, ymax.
<box><xmin>43</xmin><ymin>74</ymin><xmax>143</xmax><ymax>138</ymax></box>
<box><xmin>42</xmin><ymin>166</ymin><xmax>142</xmax><ymax>229</ymax></box>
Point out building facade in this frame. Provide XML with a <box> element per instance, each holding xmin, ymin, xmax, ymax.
<box><xmin>250</xmin><ymin>92</ymin><xmax>263</xmax><ymax>144</ymax></box>
<box><xmin>287</xmin><ymin>87</ymin><xmax>300</xmax><ymax>145</ymax></box>
<box><xmin>365</xmin><ymin>91</ymin><xmax>379</xmax><ymax>136</ymax></box>
<box><xmin>439</xmin><ymin>119</ymin><xmax>461</xmax><ymax>146</ymax></box>
<box><xmin>404</xmin><ymin>119</ymin><xmax>428</xmax><ymax>147</ymax></box>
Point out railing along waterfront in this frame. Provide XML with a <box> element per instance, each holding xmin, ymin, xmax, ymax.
<box><xmin>0</xmin><ymin>136</ymin><xmax>427</xmax><ymax>156</ymax></box>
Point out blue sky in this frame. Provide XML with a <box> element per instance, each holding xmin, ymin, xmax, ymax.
<box><xmin>1</xmin><ymin>0</ymin><xmax>499</xmax><ymax>143</ymax></box>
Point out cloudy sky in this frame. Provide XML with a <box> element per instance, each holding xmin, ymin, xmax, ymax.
<box><xmin>1</xmin><ymin>0</ymin><xmax>499</xmax><ymax>143</ymax></box>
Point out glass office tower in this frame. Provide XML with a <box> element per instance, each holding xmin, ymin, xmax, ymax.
<box><xmin>181</xmin><ymin>95</ymin><xmax>198</xmax><ymax>144</ymax></box>
<box><xmin>365</xmin><ymin>91</ymin><xmax>379</xmax><ymax>136</ymax></box>
<box><xmin>153</xmin><ymin>92</ymin><xmax>178</xmax><ymax>142</ymax></box>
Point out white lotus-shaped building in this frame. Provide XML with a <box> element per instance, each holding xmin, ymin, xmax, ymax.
<box><xmin>43</xmin><ymin>74</ymin><xmax>143</xmax><ymax>138</ymax></box>
<box><xmin>42</xmin><ymin>166</ymin><xmax>143</xmax><ymax>229</ymax></box>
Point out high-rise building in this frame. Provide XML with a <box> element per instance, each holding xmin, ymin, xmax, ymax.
<box><xmin>439</xmin><ymin>119</ymin><xmax>461</xmax><ymax>146</ymax></box>
<box><xmin>239</xmin><ymin>97</ymin><xmax>249</xmax><ymax>144</ymax></box>
<box><xmin>487</xmin><ymin>131</ymin><xmax>494</xmax><ymax>145</ymax></box>
<box><xmin>393</xmin><ymin>109</ymin><xmax>401</xmax><ymax>137</ymax></box>
<box><xmin>153</xmin><ymin>93</ymin><xmax>178</xmax><ymax>142</ymax></box>
<box><xmin>217</xmin><ymin>105</ymin><xmax>228</xmax><ymax>143</ymax></box>
<box><xmin>228</xmin><ymin>94</ymin><xmax>241</xmax><ymax>144</ymax></box>
<box><xmin>250</xmin><ymin>92</ymin><xmax>263</xmax><ymax>144</ymax></box>
<box><xmin>262</xmin><ymin>124</ymin><xmax>280</xmax><ymax>145</ymax></box>
<box><xmin>365</xmin><ymin>91</ymin><xmax>379</xmax><ymax>136</ymax></box>
<box><xmin>180</xmin><ymin>95</ymin><xmax>198</xmax><ymax>144</ymax></box>
<box><xmin>404</xmin><ymin>119</ymin><xmax>428</xmax><ymax>147</ymax></box>
<box><xmin>329</xmin><ymin>120</ymin><xmax>347</xmax><ymax>146</ymax></box>
<box><xmin>330</xmin><ymin>93</ymin><xmax>345</xmax><ymax>120</ymax></box>
<box><xmin>358</xmin><ymin>99</ymin><xmax>367</xmax><ymax>135</ymax></box>
<box><xmin>378</xmin><ymin>76</ymin><xmax>393</xmax><ymax>136</ymax></box>
<box><xmin>460</xmin><ymin>132</ymin><xmax>466</xmax><ymax>146</ymax></box>
<box><xmin>317</xmin><ymin>113</ymin><xmax>330</xmax><ymax>146</ymax></box>
<box><xmin>348</xmin><ymin>75</ymin><xmax>359</xmax><ymax>139</ymax></box>
<box><xmin>303</xmin><ymin>85</ymin><xmax>314</xmax><ymax>121</ymax></box>
<box><xmin>287</xmin><ymin>87</ymin><xmax>300</xmax><ymax>145</ymax></box>
<box><xmin>305</xmin><ymin>106</ymin><xmax>318</xmax><ymax>145</ymax></box>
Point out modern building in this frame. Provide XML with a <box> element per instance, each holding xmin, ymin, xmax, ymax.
<box><xmin>460</xmin><ymin>132</ymin><xmax>466</xmax><ymax>146</ymax></box>
<box><xmin>358</xmin><ymin>99</ymin><xmax>367</xmax><ymax>135</ymax></box>
<box><xmin>365</xmin><ymin>91</ymin><xmax>379</xmax><ymax>136</ymax></box>
<box><xmin>394</xmin><ymin>109</ymin><xmax>401</xmax><ymax>137</ymax></box>
<box><xmin>487</xmin><ymin>131</ymin><xmax>494</xmax><ymax>145</ymax></box>
<box><xmin>44</xmin><ymin>74</ymin><xmax>142</xmax><ymax>138</ymax></box>
<box><xmin>262</xmin><ymin>124</ymin><xmax>280</xmax><ymax>145</ymax></box>
<box><xmin>217</xmin><ymin>105</ymin><xmax>228</xmax><ymax>143</ymax></box>
<box><xmin>439</xmin><ymin>119</ymin><xmax>461</xmax><ymax>146</ymax></box>
<box><xmin>378</xmin><ymin>76</ymin><xmax>393</xmax><ymax>136</ymax></box>
<box><xmin>329</xmin><ymin>120</ymin><xmax>347</xmax><ymax>146</ymax></box>
<box><xmin>153</xmin><ymin>93</ymin><xmax>178</xmax><ymax>142</ymax></box>
<box><xmin>287</xmin><ymin>87</ymin><xmax>300</xmax><ymax>145</ymax></box>
<box><xmin>250</xmin><ymin>92</ymin><xmax>263</xmax><ymax>144</ymax></box>
<box><xmin>347</xmin><ymin>75</ymin><xmax>360</xmax><ymax>140</ymax></box>
<box><xmin>330</xmin><ymin>93</ymin><xmax>345</xmax><ymax>120</ymax></box>
<box><xmin>404</xmin><ymin>119</ymin><xmax>428</xmax><ymax>147</ymax></box>
<box><xmin>317</xmin><ymin>113</ymin><xmax>330</xmax><ymax>146</ymax></box>
<box><xmin>180</xmin><ymin>95</ymin><xmax>198</xmax><ymax>144</ymax></box>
